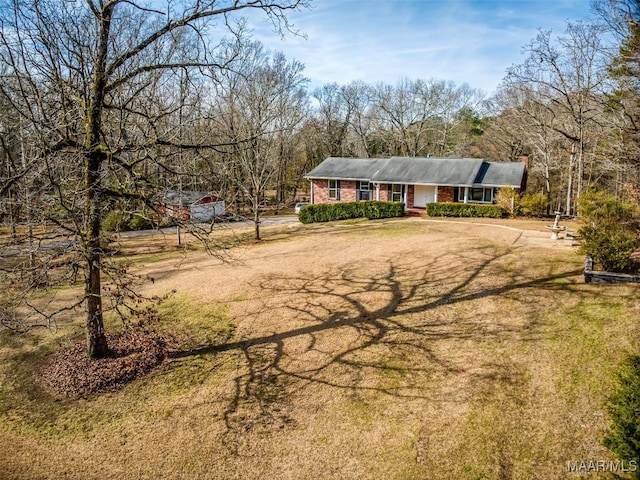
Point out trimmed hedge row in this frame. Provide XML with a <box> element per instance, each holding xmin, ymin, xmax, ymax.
<box><xmin>426</xmin><ymin>202</ymin><xmax>505</xmax><ymax>218</ymax></box>
<box><xmin>298</xmin><ymin>201</ymin><xmax>405</xmax><ymax>224</ymax></box>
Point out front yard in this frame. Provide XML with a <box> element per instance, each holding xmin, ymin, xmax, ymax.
<box><xmin>1</xmin><ymin>218</ymin><xmax>637</xmax><ymax>479</ymax></box>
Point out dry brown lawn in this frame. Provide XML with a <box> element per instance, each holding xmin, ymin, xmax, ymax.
<box><xmin>1</xmin><ymin>217</ymin><xmax>639</xmax><ymax>479</ymax></box>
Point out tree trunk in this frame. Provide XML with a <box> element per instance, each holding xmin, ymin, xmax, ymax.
<box><xmin>576</xmin><ymin>135</ymin><xmax>584</xmax><ymax>201</ymax></box>
<box><xmin>85</xmin><ymin>150</ymin><xmax>109</xmax><ymax>358</ymax></box>
<box><xmin>86</xmin><ymin>253</ymin><xmax>108</xmax><ymax>358</ymax></box>
<box><xmin>544</xmin><ymin>159</ymin><xmax>552</xmax><ymax>216</ymax></box>
<box><xmin>9</xmin><ymin>190</ymin><xmax>18</xmax><ymax>242</ymax></box>
<box><xmin>84</xmin><ymin>4</ymin><xmax>113</xmax><ymax>358</ymax></box>
<box><xmin>254</xmin><ymin>206</ymin><xmax>261</xmax><ymax>241</ymax></box>
<box><xmin>565</xmin><ymin>149</ymin><xmax>575</xmax><ymax>216</ymax></box>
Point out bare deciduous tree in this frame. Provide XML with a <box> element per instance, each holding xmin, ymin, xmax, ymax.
<box><xmin>0</xmin><ymin>0</ymin><xmax>307</xmax><ymax>357</ymax></box>
<box><xmin>503</xmin><ymin>22</ymin><xmax>613</xmax><ymax>214</ymax></box>
<box><xmin>211</xmin><ymin>41</ymin><xmax>308</xmax><ymax>240</ymax></box>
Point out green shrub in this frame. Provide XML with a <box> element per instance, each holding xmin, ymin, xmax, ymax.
<box><xmin>518</xmin><ymin>192</ymin><xmax>549</xmax><ymax>217</ymax></box>
<box><xmin>103</xmin><ymin>210</ymin><xmax>154</xmax><ymax>232</ymax></box>
<box><xmin>604</xmin><ymin>354</ymin><xmax>640</xmax><ymax>478</ymax></box>
<box><xmin>426</xmin><ymin>202</ymin><xmax>505</xmax><ymax>218</ymax></box>
<box><xmin>494</xmin><ymin>188</ymin><xmax>520</xmax><ymax>216</ymax></box>
<box><xmin>579</xmin><ymin>190</ymin><xmax>638</xmax><ymax>223</ymax></box>
<box><xmin>128</xmin><ymin>213</ymin><xmax>153</xmax><ymax>231</ymax></box>
<box><xmin>578</xmin><ymin>190</ymin><xmax>640</xmax><ymax>273</ymax></box>
<box><xmin>298</xmin><ymin>201</ymin><xmax>404</xmax><ymax>224</ymax></box>
<box><xmin>361</xmin><ymin>201</ymin><xmax>405</xmax><ymax>219</ymax></box>
<box><xmin>103</xmin><ymin>209</ymin><xmax>128</xmax><ymax>233</ymax></box>
<box><xmin>580</xmin><ymin>224</ymin><xmax>639</xmax><ymax>273</ymax></box>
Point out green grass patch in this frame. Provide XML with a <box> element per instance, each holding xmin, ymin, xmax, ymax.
<box><xmin>0</xmin><ymin>293</ymin><xmax>236</xmax><ymax>441</ymax></box>
<box><xmin>443</xmin><ymin>294</ymin><xmax>640</xmax><ymax>479</ymax></box>
<box><xmin>155</xmin><ymin>294</ymin><xmax>235</xmax><ymax>348</ymax></box>
<box><xmin>553</xmin><ymin>299</ymin><xmax>635</xmax><ymax>394</ymax></box>
<box><xmin>371</xmin><ymin>220</ymin><xmax>427</xmax><ymax>237</ymax></box>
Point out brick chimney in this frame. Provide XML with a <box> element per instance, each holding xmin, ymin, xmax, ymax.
<box><xmin>519</xmin><ymin>155</ymin><xmax>529</xmax><ymax>192</ymax></box>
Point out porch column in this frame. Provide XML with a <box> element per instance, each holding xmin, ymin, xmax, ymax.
<box><xmin>434</xmin><ymin>186</ymin><xmax>438</xmax><ymax>203</ymax></box>
<box><xmin>375</xmin><ymin>183</ymin><xmax>380</xmax><ymax>201</ymax></box>
<box><xmin>463</xmin><ymin>187</ymin><xmax>469</xmax><ymax>204</ymax></box>
<box><xmin>310</xmin><ymin>180</ymin><xmax>314</xmax><ymax>204</ymax></box>
<box><xmin>403</xmin><ymin>184</ymin><xmax>408</xmax><ymax>212</ymax></box>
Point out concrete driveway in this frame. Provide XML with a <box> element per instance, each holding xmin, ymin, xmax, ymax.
<box><xmin>117</xmin><ymin>215</ymin><xmax>300</xmax><ymax>239</ymax></box>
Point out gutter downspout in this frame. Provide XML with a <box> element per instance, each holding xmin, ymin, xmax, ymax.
<box><xmin>310</xmin><ymin>179</ymin><xmax>314</xmax><ymax>204</ymax></box>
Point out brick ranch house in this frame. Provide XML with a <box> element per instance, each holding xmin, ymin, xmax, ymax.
<box><xmin>304</xmin><ymin>156</ymin><xmax>528</xmax><ymax>211</ymax></box>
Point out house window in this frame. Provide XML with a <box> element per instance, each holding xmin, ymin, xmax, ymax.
<box><xmin>328</xmin><ymin>180</ymin><xmax>340</xmax><ymax>200</ymax></box>
<box><xmin>469</xmin><ymin>188</ymin><xmax>484</xmax><ymax>202</ymax></box>
<box><xmin>390</xmin><ymin>184</ymin><xmax>403</xmax><ymax>202</ymax></box>
<box><xmin>357</xmin><ymin>181</ymin><xmax>372</xmax><ymax>201</ymax></box>
<box><xmin>457</xmin><ymin>187</ymin><xmax>494</xmax><ymax>203</ymax></box>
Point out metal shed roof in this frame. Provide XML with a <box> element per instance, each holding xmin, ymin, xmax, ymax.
<box><xmin>162</xmin><ymin>190</ymin><xmax>218</xmax><ymax>205</ymax></box>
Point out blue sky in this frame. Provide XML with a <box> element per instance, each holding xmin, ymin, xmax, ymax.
<box><xmin>250</xmin><ymin>0</ymin><xmax>594</xmax><ymax>95</ymax></box>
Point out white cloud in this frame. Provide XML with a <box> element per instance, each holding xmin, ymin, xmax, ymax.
<box><xmin>245</xmin><ymin>0</ymin><xmax>593</xmax><ymax>94</ymax></box>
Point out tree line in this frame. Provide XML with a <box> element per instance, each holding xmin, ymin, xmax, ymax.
<box><xmin>0</xmin><ymin>0</ymin><xmax>638</xmax><ymax>357</ymax></box>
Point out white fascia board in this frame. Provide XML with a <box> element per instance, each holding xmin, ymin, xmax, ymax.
<box><xmin>473</xmin><ymin>183</ymin><xmax>521</xmax><ymax>188</ymax></box>
<box><xmin>305</xmin><ymin>176</ymin><xmax>374</xmax><ymax>182</ymax></box>
<box><xmin>411</xmin><ymin>182</ymin><xmax>474</xmax><ymax>187</ymax></box>
<box><xmin>429</xmin><ymin>183</ymin><xmax>474</xmax><ymax>188</ymax></box>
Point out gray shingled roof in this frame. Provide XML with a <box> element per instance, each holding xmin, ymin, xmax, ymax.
<box><xmin>304</xmin><ymin>157</ymin><xmax>388</xmax><ymax>181</ymax></box>
<box><xmin>305</xmin><ymin>157</ymin><xmax>525</xmax><ymax>188</ymax></box>
<box><xmin>473</xmin><ymin>161</ymin><xmax>526</xmax><ymax>188</ymax></box>
<box><xmin>382</xmin><ymin>157</ymin><xmax>483</xmax><ymax>186</ymax></box>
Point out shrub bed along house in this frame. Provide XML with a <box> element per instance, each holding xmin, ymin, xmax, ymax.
<box><xmin>426</xmin><ymin>202</ymin><xmax>505</xmax><ymax>218</ymax></box>
<box><xmin>494</xmin><ymin>189</ymin><xmax>550</xmax><ymax>218</ymax></box>
<box><xmin>298</xmin><ymin>201</ymin><xmax>405</xmax><ymax>224</ymax></box>
<box><xmin>518</xmin><ymin>192</ymin><xmax>549</xmax><ymax>217</ymax></box>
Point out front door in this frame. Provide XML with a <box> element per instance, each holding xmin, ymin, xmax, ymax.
<box><xmin>413</xmin><ymin>185</ymin><xmax>436</xmax><ymax>208</ymax></box>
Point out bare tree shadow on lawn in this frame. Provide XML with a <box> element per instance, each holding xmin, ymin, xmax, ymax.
<box><xmin>169</xmin><ymin>244</ymin><xmax>584</xmax><ymax>449</ymax></box>
<box><xmin>168</xmin><ymin>242</ymin><xmax>581</xmax><ymax>444</ymax></box>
